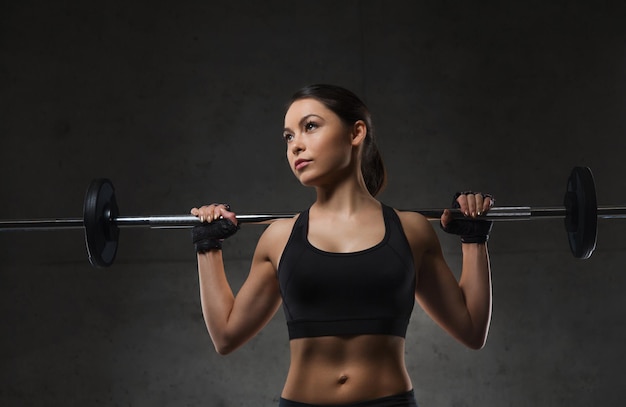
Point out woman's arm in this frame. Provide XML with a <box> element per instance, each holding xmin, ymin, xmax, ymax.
<box><xmin>400</xmin><ymin>211</ymin><xmax>492</xmax><ymax>349</ymax></box>
<box><xmin>193</xmin><ymin>207</ymin><xmax>290</xmax><ymax>355</ymax></box>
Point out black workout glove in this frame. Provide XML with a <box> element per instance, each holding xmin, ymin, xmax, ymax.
<box><xmin>192</xmin><ymin>218</ymin><xmax>240</xmax><ymax>253</ymax></box>
<box><xmin>441</xmin><ymin>192</ymin><xmax>493</xmax><ymax>244</ymax></box>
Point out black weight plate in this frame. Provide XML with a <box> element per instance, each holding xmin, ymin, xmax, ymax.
<box><xmin>83</xmin><ymin>179</ymin><xmax>119</xmax><ymax>268</ymax></box>
<box><xmin>564</xmin><ymin>167</ymin><xmax>597</xmax><ymax>259</ymax></box>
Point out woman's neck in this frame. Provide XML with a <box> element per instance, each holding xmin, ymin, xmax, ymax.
<box><xmin>312</xmin><ymin>176</ymin><xmax>378</xmax><ymax>216</ymax></box>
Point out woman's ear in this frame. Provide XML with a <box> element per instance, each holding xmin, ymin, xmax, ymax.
<box><xmin>351</xmin><ymin>120</ymin><xmax>367</xmax><ymax>147</ymax></box>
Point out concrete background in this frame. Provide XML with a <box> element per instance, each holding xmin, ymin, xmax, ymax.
<box><xmin>1</xmin><ymin>1</ymin><xmax>626</xmax><ymax>406</ymax></box>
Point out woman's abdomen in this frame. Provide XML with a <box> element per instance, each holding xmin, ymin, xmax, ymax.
<box><xmin>281</xmin><ymin>335</ymin><xmax>412</xmax><ymax>405</ymax></box>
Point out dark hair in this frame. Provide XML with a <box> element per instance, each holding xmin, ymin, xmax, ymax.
<box><xmin>288</xmin><ymin>84</ymin><xmax>387</xmax><ymax>196</ymax></box>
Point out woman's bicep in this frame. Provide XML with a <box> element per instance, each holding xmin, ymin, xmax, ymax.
<box><xmin>404</xmin><ymin>214</ymin><xmax>474</xmax><ymax>345</ymax></box>
<box><xmin>226</xmin><ymin>254</ymin><xmax>282</xmax><ymax>347</ymax></box>
<box><xmin>415</xmin><ymin>246</ymin><xmax>472</xmax><ymax>341</ymax></box>
<box><xmin>220</xmin><ymin>222</ymin><xmax>290</xmax><ymax>353</ymax></box>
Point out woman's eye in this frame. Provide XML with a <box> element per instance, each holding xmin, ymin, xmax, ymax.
<box><xmin>283</xmin><ymin>133</ymin><xmax>294</xmax><ymax>143</ymax></box>
<box><xmin>304</xmin><ymin>121</ymin><xmax>317</xmax><ymax>131</ymax></box>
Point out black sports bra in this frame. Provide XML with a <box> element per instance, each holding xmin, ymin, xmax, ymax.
<box><xmin>277</xmin><ymin>204</ymin><xmax>416</xmax><ymax>340</ymax></box>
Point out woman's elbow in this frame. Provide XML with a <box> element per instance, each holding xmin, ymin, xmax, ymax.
<box><xmin>466</xmin><ymin>339</ymin><xmax>486</xmax><ymax>350</ymax></box>
<box><xmin>213</xmin><ymin>336</ymin><xmax>241</xmax><ymax>355</ymax></box>
<box><xmin>464</xmin><ymin>331</ymin><xmax>488</xmax><ymax>350</ymax></box>
<box><xmin>210</xmin><ymin>332</ymin><xmax>239</xmax><ymax>355</ymax></box>
<box><xmin>214</xmin><ymin>343</ymin><xmax>236</xmax><ymax>355</ymax></box>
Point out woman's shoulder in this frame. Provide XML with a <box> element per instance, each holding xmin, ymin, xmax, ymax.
<box><xmin>264</xmin><ymin>215</ymin><xmax>299</xmax><ymax>236</ymax></box>
<box><xmin>254</xmin><ymin>215</ymin><xmax>300</xmax><ymax>268</ymax></box>
<box><xmin>391</xmin><ymin>207</ymin><xmax>438</xmax><ymax>246</ymax></box>
<box><xmin>256</xmin><ymin>214</ymin><xmax>300</xmax><ymax>249</ymax></box>
<box><xmin>391</xmin><ymin>207</ymin><xmax>430</xmax><ymax>226</ymax></box>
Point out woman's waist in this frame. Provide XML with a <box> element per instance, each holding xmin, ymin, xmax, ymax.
<box><xmin>283</xmin><ymin>335</ymin><xmax>411</xmax><ymax>404</ymax></box>
<box><xmin>289</xmin><ymin>333</ymin><xmax>406</xmax><ymax>361</ymax></box>
<box><xmin>282</xmin><ymin>363</ymin><xmax>411</xmax><ymax>405</ymax></box>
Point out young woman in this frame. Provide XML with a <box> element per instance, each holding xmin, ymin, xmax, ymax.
<box><xmin>191</xmin><ymin>84</ymin><xmax>493</xmax><ymax>406</ymax></box>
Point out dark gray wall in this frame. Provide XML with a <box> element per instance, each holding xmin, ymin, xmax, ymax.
<box><xmin>1</xmin><ymin>1</ymin><xmax>625</xmax><ymax>406</ymax></box>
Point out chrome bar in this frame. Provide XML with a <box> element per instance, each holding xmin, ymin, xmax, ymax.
<box><xmin>530</xmin><ymin>207</ymin><xmax>567</xmax><ymax>219</ymax></box>
<box><xmin>422</xmin><ymin>206</ymin><xmax>533</xmax><ymax>220</ymax></box>
<box><xmin>2</xmin><ymin>205</ymin><xmax>626</xmax><ymax>231</ymax></box>
<box><xmin>114</xmin><ymin>214</ymin><xmax>297</xmax><ymax>228</ymax></box>
<box><xmin>597</xmin><ymin>206</ymin><xmax>626</xmax><ymax>219</ymax></box>
<box><xmin>0</xmin><ymin>218</ymin><xmax>85</xmax><ymax>231</ymax></box>
<box><xmin>117</xmin><ymin>207</ymin><xmax>537</xmax><ymax>229</ymax></box>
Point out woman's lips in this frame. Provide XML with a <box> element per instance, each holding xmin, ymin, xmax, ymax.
<box><xmin>294</xmin><ymin>159</ymin><xmax>311</xmax><ymax>170</ymax></box>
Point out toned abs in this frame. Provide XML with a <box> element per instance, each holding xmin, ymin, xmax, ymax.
<box><xmin>281</xmin><ymin>335</ymin><xmax>412</xmax><ymax>404</ymax></box>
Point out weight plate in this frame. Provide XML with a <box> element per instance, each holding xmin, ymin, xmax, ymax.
<box><xmin>83</xmin><ymin>179</ymin><xmax>119</xmax><ymax>268</ymax></box>
<box><xmin>564</xmin><ymin>167</ymin><xmax>597</xmax><ymax>259</ymax></box>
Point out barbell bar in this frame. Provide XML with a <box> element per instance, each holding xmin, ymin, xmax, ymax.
<box><xmin>0</xmin><ymin>207</ymin><xmax>591</xmax><ymax>230</ymax></box>
<box><xmin>1</xmin><ymin>167</ymin><xmax>624</xmax><ymax>267</ymax></box>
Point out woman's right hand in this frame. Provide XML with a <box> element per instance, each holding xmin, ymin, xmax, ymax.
<box><xmin>191</xmin><ymin>203</ymin><xmax>238</xmax><ymax>226</ymax></box>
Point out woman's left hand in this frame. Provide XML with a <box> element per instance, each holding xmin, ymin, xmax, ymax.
<box><xmin>441</xmin><ymin>192</ymin><xmax>494</xmax><ymax>243</ymax></box>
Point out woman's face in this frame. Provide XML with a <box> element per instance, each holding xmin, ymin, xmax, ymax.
<box><xmin>283</xmin><ymin>98</ymin><xmax>358</xmax><ymax>188</ymax></box>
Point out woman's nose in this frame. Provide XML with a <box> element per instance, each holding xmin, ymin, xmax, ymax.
<box><xmin>290</xmin><ymin>134</ymin><xmax>305</xmax><ymax>154</ymax></box>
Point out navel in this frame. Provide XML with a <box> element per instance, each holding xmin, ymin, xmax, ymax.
<box><xmin>338</xmin><ymin>374</ymin><xmax>348</xmax><ymax>384</ymax></box>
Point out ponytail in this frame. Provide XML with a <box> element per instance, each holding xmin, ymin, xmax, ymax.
<box><xmin>361</xmin><ymin>133</ymin><xmax>387</xmax><ymax>196</ymax></box>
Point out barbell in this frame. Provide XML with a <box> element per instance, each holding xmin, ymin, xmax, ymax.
<box><xmin>1</xmin><ymin>167</ymin><xmax>624</xmax><ymax>268</ymax></box>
